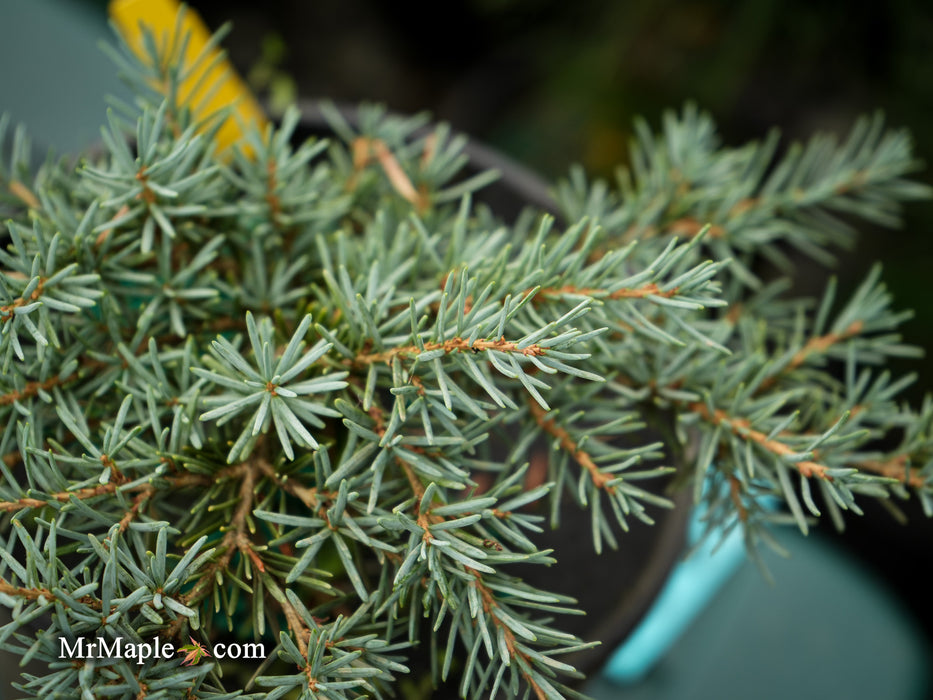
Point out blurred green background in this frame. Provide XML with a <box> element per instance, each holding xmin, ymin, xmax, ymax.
<box><xmin>2</xmin><ymin>0</ymin><xmax>933</xmax><ymax>690</ymax></box>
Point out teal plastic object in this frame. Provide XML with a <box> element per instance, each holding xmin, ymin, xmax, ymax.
<box><xmin>592</xmin><ymin>488</ymin><xmax>930</xmax><ymax>700</ymax></box>
<box><xmin>0</xmin><ymin>0</ymin><xmax>129</xmax><ymax>155</ymax></box>
<box><xmin>603</xmin><ymin>495</ymin><xmax>746</xmax><ymax>684</ymax></box>
<box><xmin>588</xmin><ymin>527</ymin><xmax>930</xmax><ymax>700</ymax></box>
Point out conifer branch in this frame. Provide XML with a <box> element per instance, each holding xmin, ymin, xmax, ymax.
<box><xmin>758</xmin><ymin>320</ymin><xmax>866</xmax><ymax>391</ymax></box>
<box><xmin>349</xmin><ymin>336</ymin><xmax>548</xmax><ymax>367</ymax></box>
<box><xmin>0</xmin><ymin>374</ymin><xmax>64</xmax><ymax>406</ymax></box>
<box><xmin>470</xmin><ymin>571</ymin><xmax>548</xmax><ymax>700</ymax></box>
<box><xmin>728</xmin><ymin>474</ymin><xmax>749</xmax><ymax>522</ymax></box>
<box><xmin>179</xmin><ymin>461</ymin><xmax>257</xmax><ymax>610</ymax></box>
<box><xmin>350</xmin><ymin>136</ymin><xmax>429</xmax><ymax>212</ymax></box>
<box><xmin>0</xmin><ymin>472</ymin><xmax>214</xmax><ymax>513</ymax></box>
<box><xmin>7</xmin><ymin>180</ymin><xmax>39</xmax><ymax>210</ymax></box>
<box><xmin>536</xmin><ymin>282</ymin><xmax>681</xmax><ymax>301</ymax></box>
<box><xmin>1</xmin><ymin>24</ymin><xmax>930</xmax><ymax>700</ymax></box>
<box><xmin>856</xmin><ymin>454</ymin><xmax>926</xmax><ymax>489</ymax></box>
<box><xmin>0</xmin><ymin>277</ymin><xmax>44</xmax><ymax>323</ymax></box>
<box><xmin>528</xmin><ymin>399</ymin><xmax>613</xmax><ymax>490</ymax></box>
<box><xmin>688</xmin><ymin>401</ymin><xmax>832</xmax><ymax>480</ymax></box>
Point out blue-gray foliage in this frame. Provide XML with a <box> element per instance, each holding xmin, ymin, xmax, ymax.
<box><xmin>0</xmin><ymin>16</ymin><xmax>931</xmax><ymax>700</ymax></box>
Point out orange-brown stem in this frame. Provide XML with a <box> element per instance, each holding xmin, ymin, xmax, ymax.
<box><xmin>163</xmin><ymin>462</ymin><xmax>267</xmax><ymax>645</ymax></box>
<box><xmin>8</xmin><ymin>180</ymin><xmax>40</xmax><ymax>209</ymax></box>
<box><xmin>536</xmin><ymin>282</ymin><xmax>680</xmax><ymax>301</ymax></box>
<box><xmin>857</xmin><ymin>454</ymin><xmax>926</xmax><ymax>489</ymax></box>
<box><xmin>689</xmin><ymin>402</ymin><xmax>831</xmax><ymax>480</ymax></box>
<box><xmin>471</xmin><ymin>571</ymin><xmax>546</xmax><ymax>700</ymax></box>
<box><xmin>527</xmin><ymin>399</ymin><xmax>613</xmax><ymax>491</ymax></box>
<box><xmin>350</xmin><ymin>336</ymin><xmax>547</xmax><ymax>367</ymax></box>
<box><xmin>0</xmin><ymin>277</ymin><xmax>45</xmax><ymax>323</ymax></box>
<box><xmin>728</xmin><ymin>474</ymin><xmax>748</xmax><ymax>522</ymax></box>
<box><xmin>758</xmin><ymin>320</ymin><xmax>865</xmax><ymax>392</ymax></box>
<box><xmin>350</xmin><ymin>136</ymin><xmax>429</xmax><ymax>213</ymax></box>
<box><xmin>0</xmin><ymin>472</ymin><xmax>213</xmax><ymax>514</ymax></box>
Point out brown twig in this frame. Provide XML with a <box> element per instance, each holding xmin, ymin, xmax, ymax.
<box><xmin>527</xmin><ymin>399</ymin><xmax>613</xmax><ymax>491</ymax></box>
<box><xmin>0</xmin><ymin>576</ymin><xmax>101</xmax><ymax>610</ymax></box>
<box><xmin>536</xmin><ymin>282</ymin><xmax>680</xmax><ymax>301</ymax></box>
<box><xmin>349</xmin><ymin>136</ymin><xmax>429</xmax><ymax>213</ymax></box>
<box><xmin>259</xmin><ymin>572</ymin><xmax>312</xmax><ymax>658</ymax></box>
<box><xmin>0</xmin><ymin>472</ymin><xmax>213</xmax><ymax>514</ymax></box>
<box><xmin>0</xmin><ymin>578</ymin><xmax>54</xmax><ymax>601</ymax></box>
<box><xmin>471</xmin><ymin>571</ymin><xmax>546</xmax><ymax>700</ymax></box>
<box><xmin>619</xmin><ymin>167</ymin><xmax>869</xmax><ymax>247</ymax></box>
<box><xmin>350</xmin><ymin>336</ymin><xmax>546</xmax><ymax>368</ymax></box>
<box><xmin>688</xmin><ymin>401</ymin><xmax>832</xmax><ymax>480</ymax></box>
<box><xmin>397</xmin><ymin>442</ymin><xmax>548</xmax><ymax>697</ymax></box>
<box><xmin>789</xmin><ymin>320</ymin><xmax>865</xmax><ymax>369</ymax></box>
<box><xmin>420</xmin><ymin>132</ymin><xmax>438</xmax><ymax>171</ymax></box>
<box><xmin>0</xmin><ymin>375</ymin><xmax>64</xmax><ymax>407</ymax></box>
<box><xmin>666</xmin><ymin>218</ymin><xmax>725</xmax><ymax>239</ymax></box>
<box><xmin>179</xmin><ymin>461</ymin><xmax>258</xmax><ymax>609</ymax></box>
<box><xmin>382</xmin><ymin>396</ymin><xmax>552</xmax><ymax>698</ymax></box>
<box><xmin>758</xmin><ymin>320</ymin><xmax>865</xmax><ymax>392</ymax></box>
<box><xmin>728</xmin><ymin>474</ymin><xmax>748</xmax><ymax>522</ymax></box>
<box><xmin>117</xmin><ymin>487</ymin><xmax>156</xmax><ymax>533</ymax></box>
<box><xmin>857</xmin><ymin>454</ymin><xmax>926</xmax><ymax>489</ymax></box>
<box><xmin>8</xmin><ymin>180</ymin><xmax>40</xmax><ymax>210</ymax></box>
<box><xmin>0</xmin><ymin>277</ymin><xmax>45</xmax><ymax>324</ymax></box>
<box><xmin>95</xmin><ymin>204</ymin><xmax>130</xmax><ymax>246</ymax></box>
<box><xmin>255</xmin><ymin>458</ymin><xmax>341</xmax><ymax>516</ymax></box>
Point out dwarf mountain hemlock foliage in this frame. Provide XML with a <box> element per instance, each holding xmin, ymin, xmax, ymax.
<box><xmin>1</xmin><ymin>17</ymin><xmax>932</xmax><ymax>700</ymax></box>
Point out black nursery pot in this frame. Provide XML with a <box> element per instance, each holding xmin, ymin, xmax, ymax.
<box><xmin>294</xmin><ymin>101</ymin><xmax>691</xmax><ymax>686</ymax></box>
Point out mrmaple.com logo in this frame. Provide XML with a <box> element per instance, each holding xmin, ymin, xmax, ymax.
<box><xmin>59</xmin><ymin>635</ymin><xmax>265</xmax><ymax>665</ymax></box>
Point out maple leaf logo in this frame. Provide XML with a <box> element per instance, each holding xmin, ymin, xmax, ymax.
<box><xmin>177</xmin><ymin>637</ymin><xmax>211</xmax><ymax>666</ymax></box>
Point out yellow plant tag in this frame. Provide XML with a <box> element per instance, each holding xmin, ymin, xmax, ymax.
<box><xmin>108</xmin><ymin>0</ymin><xmax>267</xmax><ymax>153</ymax></box>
